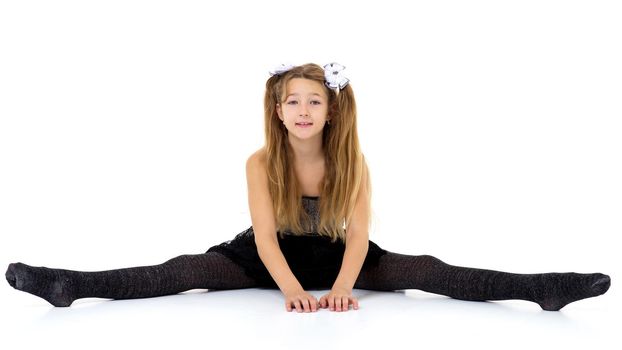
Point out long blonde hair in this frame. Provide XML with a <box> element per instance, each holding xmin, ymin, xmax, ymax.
<box><xmin>263</xmin><ymin>63</ymin><xmax>371</xmax><ymax>243</ymax></box>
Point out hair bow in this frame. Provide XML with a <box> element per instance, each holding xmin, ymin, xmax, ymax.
<box><xmin>323</xmin><ymin>62</ymin><xmax>349</xmax><ymax>91</ymax></box>
<box><xmin>268</xmin><ymin>62</ymin><xmax>350</xmax><ymax>92</ymax></box>
<box><xmin>268</xmin><ymin>63</ymin><xmax>296</xmax><ymax>76</ymax></box>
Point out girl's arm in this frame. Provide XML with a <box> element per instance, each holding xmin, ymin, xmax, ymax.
<box><xmin>247</xmin><ymin>150</ymin><xmax>319</xmax><ymax>312</ymax></box>
<box><xmin>245</xmin><ymin>150</ymin><xmax>305</xmax><ymax>294</ymax></box>
<box><xmin>332</xmin><ymin>235</ymin><xmax>369</xmax><ymax>291</ymax></box>
<box><xmin>332</xmin><ymin>161</ymin><xmax>371</xmax><ymax>290</ymax></box>
<box><xmin>319</xmin><ymin>162</ymin><xmax>371</xmax><ymax>311</ymax></box>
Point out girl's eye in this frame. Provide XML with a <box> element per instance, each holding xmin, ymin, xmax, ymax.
<box><xmin>287</xmin><ymin>100</ymin><xmax>321</xmax><ymax>105</ymax></box>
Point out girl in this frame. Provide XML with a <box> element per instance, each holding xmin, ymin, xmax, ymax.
<box><xmin>5</xmin><ymin>62</ymin><xmax>611</xmax><ymax>313</ymax></box>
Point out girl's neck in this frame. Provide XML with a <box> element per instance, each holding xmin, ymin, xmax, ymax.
<box><xmin>288</xmin><ymin>134</ymin><xmax>324</xmax><ymax>165</ymax></box>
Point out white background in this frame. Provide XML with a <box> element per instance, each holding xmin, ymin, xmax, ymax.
<box><xmin>1</xmin><ymin>1</ymin><xmax>620</xmax><ymax>349</ymax></box>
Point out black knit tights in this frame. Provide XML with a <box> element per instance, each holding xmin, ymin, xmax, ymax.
<box><xmin>5</xmin><ymin>251</ymin><xmax>610</xmax><ymax>310</ymax></box>
<box><xmin>354</xmin><ymin>252</ymin><xmax>610</xmax><ymax>311</ymax></box>
<box><xmin>5</xmin><ymin>253</ymin><xmax>257</xmax><ymax>307</ymax></box>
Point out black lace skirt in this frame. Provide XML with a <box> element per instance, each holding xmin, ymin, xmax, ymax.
<box><xmin>206</xmin><ymin>226</ymin><xmax>388</xmax><ymax>290</ymax></box>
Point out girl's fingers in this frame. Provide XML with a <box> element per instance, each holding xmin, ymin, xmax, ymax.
<box><xmin>311</xmin><ymin>298</ymin><xmax>318</xmax><ymax>311</ymax></box>
<box><xmin>292</xmin><ymin>293</ymin><xmax>362</xmax><ymax>312</ymax></box>
<box><xmin>294</xmin><ymin>300</ymin><xmax>302</xmax><ymax>312</ymax></box>
<box><xmin>285</xmin><ymin>295</ymin><xmax>322</xmax><ymax>313</ymax></box>
<box><xmin>334</xmin><ymin>297</ymin><xmax>341</xmax><ymax>311</ymax></box>
<box><xmin>284</xmin><ymin>291</ymin><xmax>360</xmax><ymax>313</ymax></box>
<box><xmin>302</xmin><ymin>298</ymin><xmax>310</xmax><ymax>312</ymax></box>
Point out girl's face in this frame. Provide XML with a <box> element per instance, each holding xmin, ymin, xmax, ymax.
<box><xmin>276</xmin><ymin>78</ymin><xmax>330</xmax><ymax>140</ymax></box>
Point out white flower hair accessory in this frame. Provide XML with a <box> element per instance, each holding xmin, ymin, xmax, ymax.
<box><xmin>323</xmin><ymin>62</ymin><xmax>349</xmax><ymax>92</ymax></box>
<box><xmin>268</xmin><ymin>62</ymin><xmax>350</xmax><ymax>92</ymax></box>
<box><xmin>269</xmin><ymin>63</ymin><xmax>296</xmax><ymax>76</ymax></box>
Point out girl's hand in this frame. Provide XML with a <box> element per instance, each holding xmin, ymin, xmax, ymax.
<box><xmin>283</xmin><ymin>288</ymin><xmax>320</xmax><ymax>313</ymax></box>
<box><xmin>319</xmin><ymin>287</ymin><xmax>359</xmax><ymax>312</ymax></box>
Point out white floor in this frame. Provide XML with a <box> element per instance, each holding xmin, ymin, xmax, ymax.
<box><xmin>2</xmin><ymin>282</ymin><xmax>619</xmax><ymax>350</ymax></box>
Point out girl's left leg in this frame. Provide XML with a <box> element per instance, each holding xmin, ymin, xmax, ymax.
<box><xmin>354</xmin><ymin>251</ymin><xmax>610</xmax><ymax>311</ymax></box>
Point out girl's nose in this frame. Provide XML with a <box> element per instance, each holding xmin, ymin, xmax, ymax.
<box><xmin>299</xmin><ymin>107</ymin><xmax>309</xmax><ymax>116</ymax></box>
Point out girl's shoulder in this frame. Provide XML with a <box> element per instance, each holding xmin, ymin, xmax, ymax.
<box><xmin>248</xmin><ymin>147</ymin><xmax>267</xmax><ymax>165</ymax></box>
<box><xmin>246</xmin><ymin>147</ymin><xmax>268</xmax><ymax>175</ymax></box>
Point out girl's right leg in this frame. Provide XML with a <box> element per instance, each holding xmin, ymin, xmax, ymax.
<box><xmin>5</xmin><ymin>252</ymin><xmax>258</xmax><ymax>307</ymax></box>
